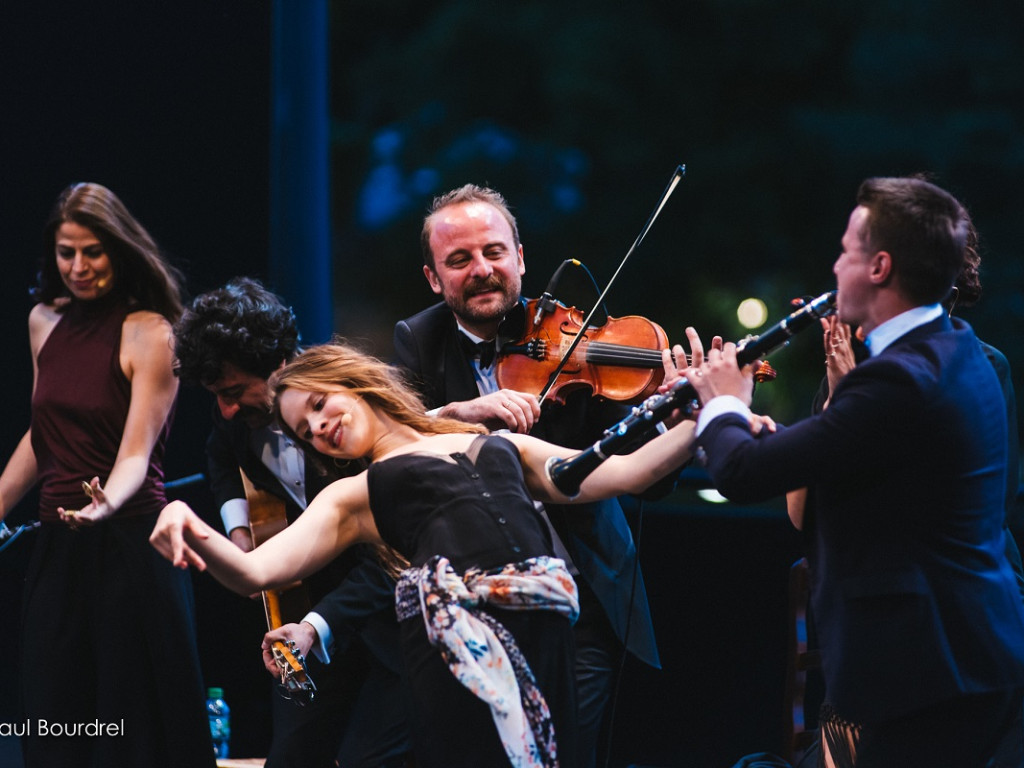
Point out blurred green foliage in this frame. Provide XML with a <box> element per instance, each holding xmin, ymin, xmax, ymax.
<box><xmin>326</xmin><ymin>0</ymin><xmax>1024</xmax><ymax>429</ymax></box>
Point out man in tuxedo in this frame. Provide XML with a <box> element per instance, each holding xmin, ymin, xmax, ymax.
<box><xmin>173</xmin><ymin>278</ymin><xmax>411</xmax><ymax>768</ymax></box>
<box><xmin>393</xmin><ymin>184</ymin><xmax>669</xmax><ymax>767</ymax></box>
<box><xmin>687</xmin><ymin>177</ymin><xmax>1024</xmax><ymax>766</ymax></box>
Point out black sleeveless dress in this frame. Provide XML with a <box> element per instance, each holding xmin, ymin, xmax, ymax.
<box><xmin>368</xmin><ymin>434</ymin><xmax>578</xmax><ymax>767</ymax></box>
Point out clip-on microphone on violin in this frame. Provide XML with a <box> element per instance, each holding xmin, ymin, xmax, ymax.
<box><xmin>533</xmin><ymin>259</ymin><xmax>579</xmax><ymax>325</ymax></box>
<box><xmin>533</xmin><ymin>258</ymin><xmax>611</xmax><ymax>326</ymax></box>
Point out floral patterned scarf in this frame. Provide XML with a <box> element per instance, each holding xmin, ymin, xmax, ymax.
<box><xmin>396</xmin><ymin>555</ymin><xmax>579</xmax><ymax>768</ymax></box>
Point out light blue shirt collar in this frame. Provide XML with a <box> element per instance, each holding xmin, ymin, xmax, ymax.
<box><xmin>456</xmin><ymin>322</ymin><xmax>499</xmax><ymax>395</ymax></box>
<box><xmin>864</xmin><ymin>304</ymin><xmax>943</xmax><ymax>356</ymax></box>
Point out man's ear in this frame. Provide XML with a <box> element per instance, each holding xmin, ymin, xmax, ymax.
<box><xmin>869</xmin><ymin>250</ymin><xmax>893</xmax><ymax>286</ymax></box>
<box><xmin>423</xmin><ymin>264</ymin><xmax>443</xmax><ymax>295</ymax></box>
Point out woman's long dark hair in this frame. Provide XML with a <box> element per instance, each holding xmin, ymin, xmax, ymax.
<box><xmin>33</xmin><ymin>182</ymin><xmax>185</xmax><ymax>322</ymax></box>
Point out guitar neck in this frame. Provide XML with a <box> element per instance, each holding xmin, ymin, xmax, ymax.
<box><xmin>239</xmin><ymin>468</ymin><xmax>317</xmax><ymax>707</ymax></box>
<box><xmin>261</xmin><ymin>580</ymin><xmax>311</xmax><ymax>629</ymax></box>
<box><xmin>241</xmin><ymin>468</ymin><xmax>311</xmax><ymax>629</ymax></box>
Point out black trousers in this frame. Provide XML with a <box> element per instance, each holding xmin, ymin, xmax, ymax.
<box><xmin>265</xmin><ymin>639</ymin><xmax>412</xmax><ymax>768</ymax></box>
<box><xmin>399</xmin><ymin>607</ymin><xmax>577</xmax><ymax>768</ymax></box>
<box><xmin>20</xmin><ymin>519</ymin><xmax>215</xmax><ymax>768</ymax></box>
<box><xmin>573</xmin><ymin>579</ymin><xmax>623</xmax><ymax>768</ymax></box>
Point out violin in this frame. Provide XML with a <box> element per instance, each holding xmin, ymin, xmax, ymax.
<box><xmin>495</xmin><ymin>298</ymin><xmax>670</xmax><ymax>405</ymax></box>
<box><xmin>495</xmin><ymin>297</ymin><xmax>778</xmax><ymax>405</ymax></box>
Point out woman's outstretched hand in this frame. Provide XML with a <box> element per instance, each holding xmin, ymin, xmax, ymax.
<box><xmin>59</xmin><ymin>477</ymin><xmax>114</xmax><ymax>528</ymax></box>
<box><xmin>149</xmin><ymin>500</ymin><xmax>211</xmax><ymax>570</ymax></box>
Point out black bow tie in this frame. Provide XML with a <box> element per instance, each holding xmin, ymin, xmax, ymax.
<box><xmin>460</xmin><ymin>333</ymin><xmax>496</xmax><ymax>369</ymax></box>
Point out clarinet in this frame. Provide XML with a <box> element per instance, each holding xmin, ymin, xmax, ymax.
<box><xmin>545</xmin><ymin>289</ymin><xmax>838</xmax><ymax>497</ymax></box>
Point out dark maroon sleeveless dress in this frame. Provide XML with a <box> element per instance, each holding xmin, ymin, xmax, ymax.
<box><xmin>20</xmin><ymin>297</ymin><xmax>215</xmax><ymax>767</ymax></box>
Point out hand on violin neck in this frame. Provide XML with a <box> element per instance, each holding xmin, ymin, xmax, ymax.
<box><xmin>659</xmin><ymin>327</ymin><xmax>721</xmax><ymax>392</ymax></box>
<box><xmin>437</xmin><ymin>389</ymin><xmax>541</xmax><ymax>434</ymax></box>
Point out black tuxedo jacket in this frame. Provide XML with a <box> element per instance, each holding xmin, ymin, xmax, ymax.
<box><xmin>394</xmin><ymin>299</ymin><xmax>661</xmax><ymax>667</ymax></box>
<box><xmin>205</xmin><ymin>409</ymin><xmax>398</xmax><ymax>661</ymax></box>
<box><xmin>697</xmin><ymin>315</ymin><xmax>1024</xmax><ymax>722</ymax></box>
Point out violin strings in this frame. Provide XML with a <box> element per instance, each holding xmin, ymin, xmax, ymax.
<box><xmin>534</xmin><ymin>339</ymin><xmax>692</xmax><ymax>366</ymax></box>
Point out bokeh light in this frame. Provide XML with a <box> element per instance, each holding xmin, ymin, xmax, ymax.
<box><xmin>737</xmin><ymin>298</ymin><xmax>769</xmax><ymax>329</ymax></box>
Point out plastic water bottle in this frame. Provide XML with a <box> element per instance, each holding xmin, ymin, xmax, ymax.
<box><xmin>206</xmin><ymin>687</ymin><xmax>231</xmax><ymax>759</ymax></box>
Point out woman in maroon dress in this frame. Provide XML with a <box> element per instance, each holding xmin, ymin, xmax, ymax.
<box><xmin>0</xmin><ymin>183</ymin><xmax>215</xmax><ymax>767</ymax></box>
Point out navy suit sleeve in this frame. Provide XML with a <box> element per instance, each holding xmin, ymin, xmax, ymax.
<box><xmin>310</xmin><ymin>556</ymin><xmax>397</xmax><ymax>657</ymax></box>
<box><xmin>393</xmin><ymin>320</ymin><xmax>421</xmax><ymax>374</ymax></box>
<box><xmin>206</xmin><ymin>418</ymin><xmax>245</xmax><ymax>518</ymax></box>
<box><xmin>393</xmin><ymin>314</ymin><xmax>455</xmax><ymax>410</ymax></box>
<box><xmin>697</xmin><ymin>357</ymin><xmax>925</xmax><ymax>503</ymax></box>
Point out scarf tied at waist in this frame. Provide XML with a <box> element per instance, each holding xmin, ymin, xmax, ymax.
<box><xmin>396</xmin><ymin>555</ymin><xmax>579</xmax><ymax>768</ymax></box>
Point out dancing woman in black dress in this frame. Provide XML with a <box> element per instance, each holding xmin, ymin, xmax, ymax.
<box><xmin>151</xmin><ymin>341</ymin><xmax>706</xmax><ymax>768</ymax></box>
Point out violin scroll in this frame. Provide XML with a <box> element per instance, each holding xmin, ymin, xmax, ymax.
<box><xmin>754</xmin><ymin>360</ymin><xmax>778</xmax><ymax>383</ymax></box>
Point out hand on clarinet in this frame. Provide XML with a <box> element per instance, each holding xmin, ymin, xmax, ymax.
<box><xmin>659</xmin><ymin>327</ymin><xmax>718</xmax><ymax>426</ymax></box>
<box><xmin>685</xmin><ymin>337</ymin><xmax>757</xmax><ymax>408</ymax></box>
<box><xmin>664</xmin><ymin>328</ymin><xmax>775</xmax><ymax>435</ymax></box>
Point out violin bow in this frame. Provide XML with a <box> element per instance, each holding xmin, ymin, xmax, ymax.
<box><xmin>537</xmin><ymin>164</ymin><xmax>687</xmax><ymax>403</ymax></box>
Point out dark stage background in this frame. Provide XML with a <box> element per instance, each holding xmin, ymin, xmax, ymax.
<box><xmin>3</xmin><ymin>2</ymin><xmax>1024</xmax><ymax>766</ymax></box>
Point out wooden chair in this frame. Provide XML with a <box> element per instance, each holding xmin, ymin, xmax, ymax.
<box><xmin>782</xmin><ymin>557</ymin><xmax>821</xmax><ymax>762</ymax></box>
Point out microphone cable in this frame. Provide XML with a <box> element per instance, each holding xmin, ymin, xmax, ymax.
<box><xmin>0</xmin><ymin>520</ymin><xmax>41</xmax><ymax>555</ymax></box>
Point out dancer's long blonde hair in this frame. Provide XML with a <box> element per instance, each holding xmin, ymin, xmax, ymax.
<box><xmin>270</xmin><ymin>341</ymin><xmax>486</xmax><ymax>578</ymax></box>
<box><xmin>270</xmin><ymin>341</ymin><xmax>485</xmax><ymax>443</ymax></box>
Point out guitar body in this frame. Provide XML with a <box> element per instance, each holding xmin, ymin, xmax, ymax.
<box><xmin>241</xmin><ymin>469</ymin><xmax>317</xmax><ymax>706</ymax></box>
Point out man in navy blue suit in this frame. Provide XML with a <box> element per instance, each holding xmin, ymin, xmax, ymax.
<box><xmin>685</xmin><ymin>177</ymin><xmax>1024</xmax><ymax>766</ymax></box>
